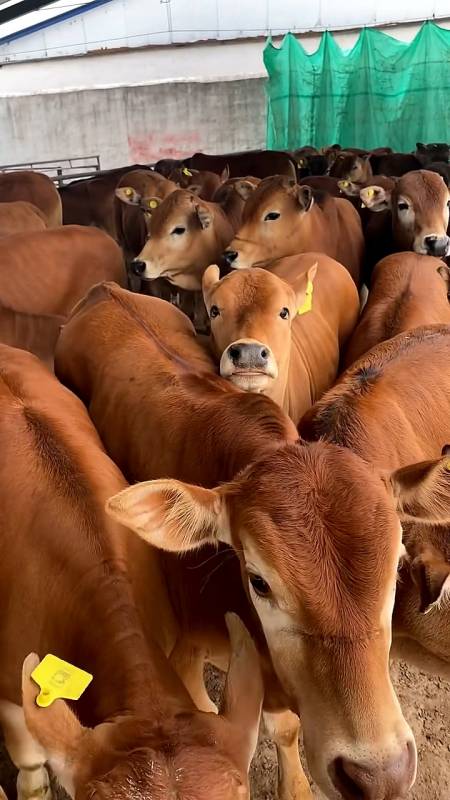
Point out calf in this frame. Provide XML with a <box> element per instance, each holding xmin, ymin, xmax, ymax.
<box><xmin>169</xmin><ymin>166</ymin><xmax>229</xmax><ymax>200</ymax></box>
<box><xmin>0</xmin><ymin>226</ymin><xmax>125</xmax><ymax>365</ymax></box>
<box><xmin>202</xmin><ymin>253</ymin><xmax>359</xmax><ymax>424</ymax></box>
<box><xmin>344</xmin><ymin>253</ymin><xmax>450</xmax><ymax>367</ymax></box>
<box><xmin>212</xmin><ymin>177</ymin><xmax>260</xmax><ymax>230</ymax></box>
<box><xmin>0</xmin><ymin>201</ymin><xmax>46</xmax><ymax>237</ymax></box>
<box><xmin>223</xmin><ymin>176</ymin><xmax>364</xmax><ymax>286</ymax></box>
<box><xmin>361</xmin><ymin>170</ymin><xmax>450</xmax><ymax>257</ymax></box>
<box><xmin>0</xmin><ymin>171</ymin><xmax>62</xmax><ymax>227</ymax></box>
<box><xmin>56</xmin><ymin>283</ymin><xmax>427</xmax><ymax>800</ymax></box>
<box><xmin>0</xmin><ymin>345</ymin><xmax>262</xmax><ymax>800</ymax></box>
<box><xmin>299</xmin><ymin>325</ymin><xmax>450</xmax><ymax>686</ymax></box>
<box><xmin>114</xmin><ymin>169</ymin><xmax>177</xmax><ymax>261</ymax></box>
<box><xmin>129</xmin><ymin>189</ymin><xmax>234</xmax><ymax>290</ymax></box>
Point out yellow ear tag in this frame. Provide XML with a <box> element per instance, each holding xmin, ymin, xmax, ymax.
<box><xmin>444</xmin><ymin>459</ymin><xmax>450</xmax><ymax>471</ymax></box>
<box><xmin>297</xmin><ymin>279</ymin><xmax>314</xmax><ymax>316</ymax></box>
<box><xmin>31</xmin><ymin>655</ymin><xmax>93</xmax><ymax>708</ymax></box>
<box><xmin>125</xmin><ymin>188</ymin><xmax>133</xmax><ymax>197</ymax></box>
<box><xmin>342</xmin><ymin>180</ymin><xmax>349</xmax><ymax>188</ymax></box>
<box><xmin>148</xmin><ymin>199</ymin><xmax>159</xmax><ymax>209</ymax></box>
<box><xmin>366</xmin><ymin>188</ymin><xmax>374</xmax><ymax>198</ymax></box>
<box><xmin>182</xmin><ymin>167</ymin><xmax>192</xmax><ymax>177</ymax></box>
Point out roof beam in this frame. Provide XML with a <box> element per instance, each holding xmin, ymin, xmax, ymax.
<box><xmin>0</xmin><ymin>0</ymin><xmax>65</xmax><ymax>25</ymax></box>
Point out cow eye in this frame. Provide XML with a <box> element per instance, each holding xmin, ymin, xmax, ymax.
<box><xmin>209</xmin><ymin>305</ymin><xmax>220</xmax><ymax>319</ymax></box>
<box><xmin>264</xmin><ymin>211</ymin><xmax>280</xmax><ymax>221</ymax></box>
<box><xmin>249</xmin><ymin>573</ymin><xmax>271</xmax><ymax>598</ymax></box>
<box><xmin>171</xmin><ymin>226</ymin><xmax>186</xmax><ymax>235</ymax></box>
<box><xmin>280</xmin><ymin>307</ymin><xmax>290</xmax><ymax>319</ymax></box>
<box><xmin>447</xmin><ymin>200</ymin><xmax>450</xmax><ymax>208</ymax></box>
<box><xmin>397</xmin><ymin>201</ymin><xmax>409</xmax><ymax>211</ymax></box>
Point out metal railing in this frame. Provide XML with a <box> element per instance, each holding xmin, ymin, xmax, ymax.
<box><xmin>0</xmin><ymin>155</ymin><xmax>101</xmax><ymax>186</ymax></box>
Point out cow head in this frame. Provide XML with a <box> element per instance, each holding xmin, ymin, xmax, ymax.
<box><xmin>105</xmin><ymin>440</ymin><xmax>450</xmax><ymax>798</ymax></box>
<box><xmin>129</xmin><ymin>190</ymin><xmax>234</xmax><ymax>291</ymax></box>
<box><xmin>329</xmin><ymin>152</ymin><xmax>373</xmax><ymax>184</ymax></box>
<box><xmin>416</xmin><ymin>142</ymin><xmax>450</xmax><ymax>167</ymax></box>
<box><xmin>202</xmin><ymin>264</ymin><xmax>316</xmax><ymax>399</ymax></box>
<box><xmin>223</xmin><ymin>176</ymin><xmax>315</xmax><ymax>268</ymax></box>
<box><xmin>22</xmin><ymin>615</ymin><xmax>263</xmax><ymax>800</ymax></box>
<box><xmin>361</xmin><ymin>170</ymin><xmax>450</xmax><ymax>257</ymax></box>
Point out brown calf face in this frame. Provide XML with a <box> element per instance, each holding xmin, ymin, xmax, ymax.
<box><xmin>329</xmin><ymin>153</ymin><xmax>373</xmax><ymax>184</ymax></box>
<box><xmin>223</xmin><ymin>176</ymin><xmax>314</xmax><ymax>268</ymax></box>
<box><xmin>131</xmin><ymin>190</ymin><xmax>234</xmax><ymax>290</ymax></box>
<box><xmin>202</xmin><ymin>265</ymin><xmax>309</xmax><ymax>394</ymax></box>
<box><xmin>108</xmin><ymin>441</ymin><xmax>420</xmax><ymax>800</ymax></box>
<box><xmin>362</xmin><ymin>170</ymin><xmax>450</xmax><ymax>256</ymax></box>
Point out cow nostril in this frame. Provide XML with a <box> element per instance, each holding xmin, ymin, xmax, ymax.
<box><xmin>224</xmin><ymin>250</ymin><xmax>238</xmax><ymax>264</ymax></box>
<box><xmin>260</xmin><ymin>348</ymin><xmax>269</xmax><ymax>360</ymax></box>
<box><xmin>228</xmin><ymin>345</ymin><xmax>241</xmax><ymax>362</ymax></box>
<box><xmin>332</xmin><ymin>757</ymin><xmax>368</xmax><ymax>800</ymax></box>
<box><xmin>330</xmin><ymin>742</ymin><xmax>415</xmax><ymax>800</ymax></box>
<box><xmin>131</xmin><ymin>260</ymin><xmax>146</xmax><ymax>276</ymax></box>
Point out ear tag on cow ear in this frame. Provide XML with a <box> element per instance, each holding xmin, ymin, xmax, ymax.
<box><xmin>148</xmin><ymin>199</ymin><xmax>159</xmax><ymax>209</ymax></box>
<box><xmin>297</xmin><ymin>279</ymin><xmax>314</xmax><ymax>316</ymax></box>
<box><xmin>366</xmin><ymin>188</ymin><xmax>374</xmax><ymax>198</ymax></box>
<box><xmin>182</xmin><ymin>167</ymin><xmax>192</xmax><ymax>177</ymax></box>
<box><xmin>31</xmin><ymin>655</ymin><xmax>92</xmax><ymax>708</ymax></box>
<box><xmin>125</xmin><ymin>188</ymin><xmax>133</xmax><ymax>197</ymax></box>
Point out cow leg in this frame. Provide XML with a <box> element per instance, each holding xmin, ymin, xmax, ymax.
<box><xmin>0</xmin><ymin>701</ymin><xmax>52</xmax><ymax>800</ymax></box>
<box><xmin>170</xmin><ymin>640</ymin><xmax>218</xmax><ymax>714</ymax></box>
<box><xmin>263</xmin><ymin>709</ymin><xmax>313</xmax><ymax>800</ymax></box>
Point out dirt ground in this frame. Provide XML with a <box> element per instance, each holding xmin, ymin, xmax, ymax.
<box><xmin>1</xmin><ymin>660</ymin><xmax>448</xmax><ymax>799</ymax></box>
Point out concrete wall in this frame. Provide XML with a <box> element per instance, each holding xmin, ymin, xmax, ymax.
<box><xmin>0</xmin><ymin>77</ymin><xmax>266</xmax><ymax>168</ymax></box>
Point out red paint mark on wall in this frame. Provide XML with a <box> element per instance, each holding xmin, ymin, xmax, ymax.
<box><xmin>128</xmin><ymin>132</ymin><xmax>202</xmax><ymax>163</ymax></box>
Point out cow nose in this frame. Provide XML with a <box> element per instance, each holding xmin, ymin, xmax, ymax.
<box><xmin>131</xmin><ymin>260</ymin><xmax>146</xmax><ymax>276</ymax></box>
<box><xmin>228</xmin><ymin>343</ymin><xmax>269</xmax><ymax>368</ymax></box>
<box><xmin>423</xmin><ymin>234</ymin><xmax>449</xmax><ymax>256</ymax></box>
<box><xmin>223</xmin><ymin>250</ymin><xmax>238</xmax><ymax>265</ymax></box>
<box><xmin>331</xmin><ymin>742</ymin><xmax>415</xmax><ymax>800</ymax></box>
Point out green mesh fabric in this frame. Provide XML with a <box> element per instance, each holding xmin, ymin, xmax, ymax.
<box><xmin>264</xmin><ymin>21</ymin><xmax>450</xmax><ymax>151</ymax></box>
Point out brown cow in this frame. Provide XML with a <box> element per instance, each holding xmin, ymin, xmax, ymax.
<box><xmin>344</xmin><ymin>253</ymin><xmax>450</xmax><ymax>367</ymax></box>
<box><xmin>329</xmin><ymin>152</ymin><xmax>374</xmax><ymax>184</ymax></box>
<box><xmin>0</xmin><ymin>226</ymin><xmax>125</xmax><ymax>366</ymax></box>
<box><xmin>224</xmin><ymin>176</ymin><xmax>364</xmax><ymax>286</ymax></box>
<box><xmin>114</xmin><ymin>169</ymin><xmax>177</xmax><ymax>261</ymax></box>
<box><xmin>185</xmin><ymin>150</ymin><xmax>297</xmax><ymax>179</ymax></box>
<box><xmin>0</xmin><ymin>201</ymin><xmax>46</xmax><ymax>237</ymax></box>
<box><xmin>56</xmin><ymin>283</ymin><xmax>430</xmax><ymax>800</ymax></box>
<box><xmin>0</xmin><ymin>344</ymin><xmax>263</xmax><ymax>800</ymax></box>
<box><xmin>58</xmin><ymin>164</ymin><xmax>152</xmax><ymax>235</ymax></box>
<box><xmin>361</xmin><ymin>170</ymin><xmax>450</xmax><ymax>257</ymax></box>
<box><xmin>212</xmin><ymin>177</ymin><xmax>260</xmax><ymax>230</ymax></box>
<box><xmin>299</xmin><ymin>325</ymin><xmax>450</xmax><ymax>684</ymax></box>
<box><xmin>0</xmin><ymin>171</ymin><xmax>61</xmax><ymax>227</ymax></box>
<box><xmin>169</xmin><ymin>166</ymin><xmax>229</xmax><ymax>200</ymax></box>
<box><xmin>129</xmin><ymin>190</ymin><xmax>234</xmax><ymax>290</ymax></box>
<box><xmin>202</xmin><ymin>253</ymin><xmax>359</xmax><ymax>424</ymax></box>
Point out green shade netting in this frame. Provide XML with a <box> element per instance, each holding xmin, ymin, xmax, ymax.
<box><xmin>264</xmin><ymin>21</ymin><xmax>450</xmax><ymax>151</ymax></box>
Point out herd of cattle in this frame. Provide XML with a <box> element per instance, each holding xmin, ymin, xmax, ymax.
<box><xmin>0</xmin><ymin>139</ymin><xmax>450</xmax><ymax>800</ymax></box>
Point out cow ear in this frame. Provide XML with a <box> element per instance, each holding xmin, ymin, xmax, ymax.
<box><xmin>410</xmin><ymin>549</ymin><xmax>450</xmax><ymax>613</ymax></box>
<box><xmin>115</xmin><ymin>187</ymin><xmax>142</xmax><ymax>206</ymax></box>
<box><xmin>437</xmin><ymin>263</ymin><xmax>450</xmax><ymax>292</ymax></box>
<box><xmin>106</xmin><ymin>479</ymin><xmax>232</xmax><ymax>551</ymax></box>
<box><xmin>338</xmin><ymin>179</ymin><xmax>360</xmax><ymax>197</ymax></box>
<box><xmin>360</xmin><ymin>185</ymin><xmax>392</xmax><ymax>211</ymax></box>
<box><xmin>220</xmin><ymin>165</ymin><xmax>230</xmax><ymax>182</ymax></box>
<box><xmin>194</xmin><ymin>203</ymin><xmax>212</xmax><ymax>230</ymax></box>
<box><xmin>202</xmin><ymin>264</ymin><xmax>221</xmax><ymax>299</ymax></box>
<box><xmin>187</xmin><ymin>184</ymin><xmax>203</xmax><ymax>196</ymax></box>
<box><xmin>295</xmin><ymin>185</ymin><xmax>313</xmax><ymax>212</ymax></box>
<box><xmin>234</xmin><ymin>180</ymin><xmax>257</xmax><ymax>201</ymax></box>
<box><xmin>388</xmin><ymin>450</ymin><xmax>450</xmax><ymax>523</ymax></box>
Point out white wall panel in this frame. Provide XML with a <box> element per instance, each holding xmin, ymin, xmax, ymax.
<box><xmin>1</xmin><ymin>0</ymin><xmax>449</xmax><ymax>63</ymax></box>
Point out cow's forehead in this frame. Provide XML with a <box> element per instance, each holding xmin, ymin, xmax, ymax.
<box><xmin>212</xmin><ymin>269</ymin><xmax>291</xmax><ymax>308</ymax></box>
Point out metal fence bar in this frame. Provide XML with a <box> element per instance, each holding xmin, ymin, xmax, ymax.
<box><xmin>0</xmin><ymin>155</ymin><xmax>101</xmax><ymax>185</ymax></box>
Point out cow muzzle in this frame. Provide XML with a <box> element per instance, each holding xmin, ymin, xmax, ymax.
<box><xmin>329</xmin><ymin>739</ymin><xmax>416</xmax><ymax>800</ymax></box>
<box><xmin>219</xmin><ymin>338</ymin><xmax>278</xmax><ymax>392</ymax></box>
<box><xmin>131</xmin><ymin>260</ymin><xmax>147</xmax><ymax>276</ymax></box>
<box><xmin>420</xmin><ymin>234</ymin><xmax>450</xmax><ymax>257</ymax></box>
